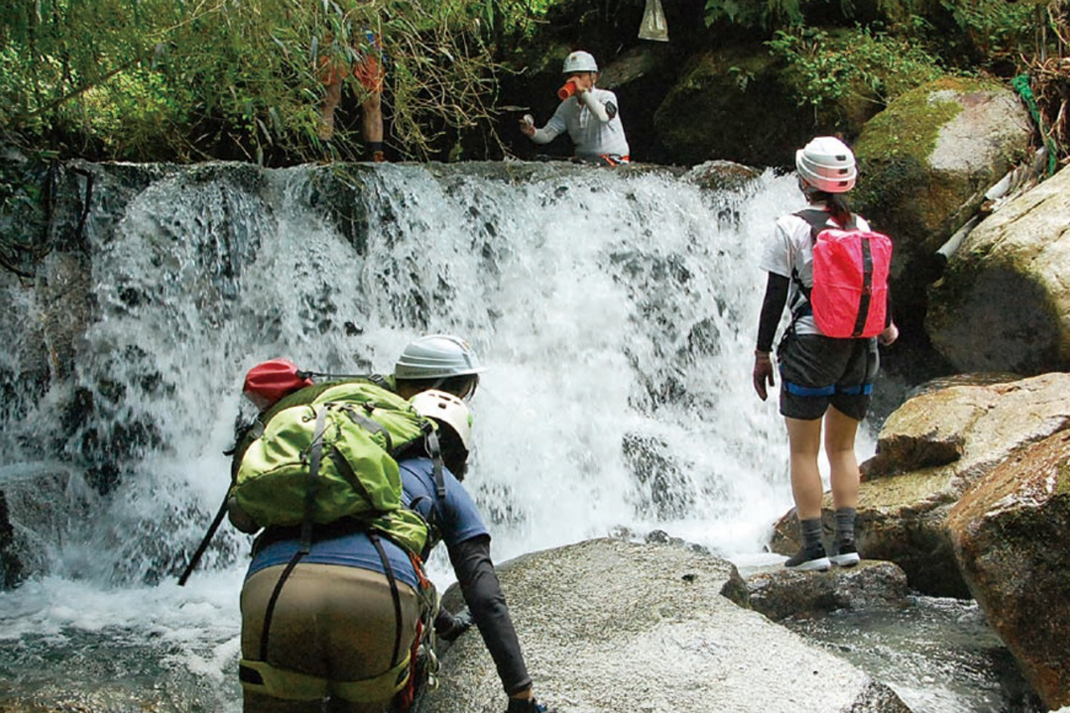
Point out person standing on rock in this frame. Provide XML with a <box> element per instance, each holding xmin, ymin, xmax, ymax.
<box><xmin>518</xmin><ymin>50</ymin><xmax>630</xmax><ymax>166</ymax></box>
<box><xmin>751</xmin><ymin>136</ymin><xmax>899</xmax><ymax>571</ymax></box>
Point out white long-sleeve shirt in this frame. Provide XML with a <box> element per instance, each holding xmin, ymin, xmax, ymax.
<box><xmin>530</xmin><ymin>87</ymin><xmax>630</xmax><ymax>162</ymax></box>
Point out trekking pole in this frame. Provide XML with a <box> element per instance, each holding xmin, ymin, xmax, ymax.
<box><xmin>177</xmin><ymin>496</ymin><xmax>229</xmax><ymax>586</ymax></box>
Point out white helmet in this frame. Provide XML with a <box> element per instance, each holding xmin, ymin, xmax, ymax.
<box><xmin>410</xmin><ymin>389</ymin><xmax>473</xmax><ymax>452</ymax></box>
<box><xmin>795</xmin><ymin>136</ymin><xmax>857</xmax><ymax>193</ymax></box>
<box><xmin>562</xmin><ymin>50</ymin><xmax>598</xmax><ymax>74</ymax></box>
<box><xmin>394</xmin><ymin>334</ymin><xmax>486</xmax><ymax>380</ymax></box>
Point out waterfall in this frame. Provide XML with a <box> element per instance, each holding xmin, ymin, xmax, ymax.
<box><xmin>0</xmin><ymin>160</ymin><xmax>882</xmax><ymax>709</ymax></box>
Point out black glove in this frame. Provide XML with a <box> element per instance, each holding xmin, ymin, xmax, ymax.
<box><xmin>506</xmin><ymin>696</ymin><xmax>556</xmax><ymax>713</ymax></box>
<box><xmin>435</xmin><ymin>607</ymin><xmax>474</xmax><ymax>642</ymax></box>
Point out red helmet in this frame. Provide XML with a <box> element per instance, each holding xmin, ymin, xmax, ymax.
<box><xmin>242</xmin><ymin>359</ymin><xmax>313</xmax><ymax>411</ymax></box>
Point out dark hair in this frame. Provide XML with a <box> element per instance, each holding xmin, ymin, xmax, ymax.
<box><xmin>395</xmin><ymin>373</ymin><xmax>479</xmax><ymax>401</ymax></box>
<box><xmin>802</xmin><ymin>187</ymin><xmax>854</xmax><ymax>228</ymax></box>
<box><xmin>435</xmin><ymin>423</ymin><xmax>469</xmax><ymax>480</ymax></box>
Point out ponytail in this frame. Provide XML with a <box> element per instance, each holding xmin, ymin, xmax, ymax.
<box><xmin>825</xmin><ymin>193</ymin><xmax>853</xmax><ymax>229</ymax></box>
<box><xmin>802</xmin><ymin>185</ymin><xmax>854</xmax><ymax>228</ymax></box>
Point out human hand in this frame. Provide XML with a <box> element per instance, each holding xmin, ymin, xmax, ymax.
<box><xmin>753</xmin><ymin>351</ymin><xmax>775</xmax><ymax>401</ymax></box>
<box><xmin>436</xmin><ymin>607</ymin><xmax>473</xmax><ymax>642</ymax></box>
<box><xmin>519</xmin><ymin>115</ymin><xmax>536</xmax><ymax>138</ymax></box>
<box><xmin>878</xmin><ymin>323</ymin><xmax>899</xmax><ymax>346</ymax></box>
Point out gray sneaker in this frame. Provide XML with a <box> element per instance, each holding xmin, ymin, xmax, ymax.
<box><xmin>830</xmin><ymin>539</ymin><xmax>861</xmax><ymax>567</ymax></box>
<box><xmin>785</xmin><ymin>542</ymin><xmax>831</xmax><ymax>571</ymax></box>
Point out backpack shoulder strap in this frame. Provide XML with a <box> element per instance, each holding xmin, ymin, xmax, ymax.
<box><xmin>794</xmin><ymin>208</ymin><xmax>831</xmax><ymax>241</ymax></box>
<box><xmin>788</xmin><ymin>209</ymin><xmax>830</xmax><ymax>311</ymax></box>
<box><xmin>795</xmin><ymin>208</ymin><xmax>860</xmax><ymax>236</ymax></box>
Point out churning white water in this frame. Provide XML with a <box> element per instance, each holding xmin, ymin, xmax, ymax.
<box><xmin>2</xmin><ymin>160</ymin><xmax>1014</xmax><ymax>712</ymax></box>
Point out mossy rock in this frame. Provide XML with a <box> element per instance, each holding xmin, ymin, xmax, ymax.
<box><xmin>852</xmin><ymin>77</ymin><xmax>1032</xmax><ymax>316</ymax></box>
<box><xmin>653</xmin><ymin>47</ymin><xmax>818</xmax><ymax>167</ymax></box>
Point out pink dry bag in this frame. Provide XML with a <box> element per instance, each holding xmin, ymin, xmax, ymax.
<box><xmin>797</xmin><ymin>210</ymin><xmax>893</xmax><ymax>339</ymax></box>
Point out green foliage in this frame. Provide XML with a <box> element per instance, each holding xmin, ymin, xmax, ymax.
<box><xmin>703</xmin><ymin>0</ymin><xmax>1043</xmax><ymax>68</ymax></box>
<box><xmin>702</xmin><ymin>0</ymin><xmax>901</xmax><ymax>30</ymax></box>
<box><xmin>935</xmin><ymin>0</ymin><xmax>1036</xmax><ymax>67</ymax></box>
<box><xmin>703</xmin><ymin>0</ymin><xmax>803</xmax><ymax>29</ymax></box>
<box><xmin>0</xmin><ymin>0</ymin><xmax>547</xmax><ymax>164</ymax></box>
<box><xmin>767</xmin><ymin>24</ymin><xmax>947</xmax><ymax>110</ymax></box>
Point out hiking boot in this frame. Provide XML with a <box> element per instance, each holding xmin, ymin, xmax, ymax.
<box><xmin>371</xmin><ymin>150</ymin><xmax>386</xmax><ymax>163</ymax></box>
<box><xmin>785</xmin><ymin>542</ymin><xmax>830</xmax><ymax>571</ymax></box>
<box><xmin>830</xmin><ymin>539</ymin><xmax>861</xmax><ymax>568</ymax></box>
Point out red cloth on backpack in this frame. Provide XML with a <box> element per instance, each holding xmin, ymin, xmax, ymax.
<box><xmin>242</xmin><ymin>359</ymin><xmax>313</xmax><ymax>412</ymax></box>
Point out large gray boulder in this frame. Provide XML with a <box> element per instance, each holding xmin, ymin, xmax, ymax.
<box><xmin>926</xmin><ymin>163</ymin><xmax>1070</xmax><ymax>374</ymax></box>
<box><xmin>420</xmin><ymin>538</ymin><xmax>911</xmax><ymax>713</ymax></box>
<box><xmin>770</xmin><ymin>372</ymin><xmax>1070</xmax><ymax>597</ymax></box>
<box><xmin>947</xmin><ymin>429</ymin><xmax>1070</xmax><ymax>711</ymax></box>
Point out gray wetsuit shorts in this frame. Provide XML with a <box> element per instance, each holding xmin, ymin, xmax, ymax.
<box><xmin>776</xmin><ymin>332</ymin><xmax>878</xmax><ymax>421</ymax></box>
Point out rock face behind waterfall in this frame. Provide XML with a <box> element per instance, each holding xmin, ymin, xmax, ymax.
<box><xmin>948</xmin><ymin>429</ymin><xmax>1070</xmax><ymax>711</ymax></box>
<box><xmin>420</xmin><ymin>539</ymin><xmax>911</xmax><ymax>713</ymax></box>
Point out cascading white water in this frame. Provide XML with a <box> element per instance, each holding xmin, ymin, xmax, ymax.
<box><xmin>0</xmin><ymin>161</ymin><xmax>890</xmax><ymax>710</ymax></box>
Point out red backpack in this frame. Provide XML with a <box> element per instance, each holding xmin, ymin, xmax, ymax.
<box><xmin>795</xmin><ymin>209</ymin><xmax>892</xmax><ymax>339</ymax></box>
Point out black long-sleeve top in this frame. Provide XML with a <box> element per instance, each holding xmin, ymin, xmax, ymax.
<box><xmin>447</xmin><ymin>534</ymin><xmax>532</xmax><ymax>694</ymax></box>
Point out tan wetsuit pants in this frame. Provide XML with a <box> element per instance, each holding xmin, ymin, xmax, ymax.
<box><xmin>241</xmin><ymin>563</ymin><xmax>420</xmax><ymax>713</ymax></box>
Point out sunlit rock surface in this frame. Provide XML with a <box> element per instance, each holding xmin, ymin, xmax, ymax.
<box><xmin>423</xmin><ymin>538</ymin><xmax>911</xmax><ymax>713</ymax></box>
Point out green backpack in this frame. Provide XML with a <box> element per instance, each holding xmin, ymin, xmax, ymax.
<box><xmin>225</xmin><ymin>379</ymin><xmax>446</xmax><ymax>706</ymax></box>
<box><xmin>231</xmin><ymin>380</ymin><xmax>436</xmax><ymax>558</ymax></box>
<box><xmin>177</xmin><ymin>377</ymin><xmax>446</xmax><ymax>587</ymax></box>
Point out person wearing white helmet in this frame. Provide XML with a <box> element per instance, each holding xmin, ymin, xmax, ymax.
<box><xmin>239</xmin><ymin>390</ymin><xmax>557</xmax><ymax>713</ymax></box>
<box><xmin>404</xmin><ymin>390</ymin><xmax>554</xmax><ymax>713</ymax></box>
<box><xmin>752</xmin><ymin>136</ymin><xmax>898</xmax><ymax>572</ymax></box>
<box><xmin>519</xmin><ymin>50</ymin><xmax>631</xmax><ymax>166</ymax></box>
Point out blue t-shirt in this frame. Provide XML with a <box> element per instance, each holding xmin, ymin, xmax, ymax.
<box><xmin>245</xmin><ymin>457</ymin><xmax>489</xmax><ymax>590</ymax></box>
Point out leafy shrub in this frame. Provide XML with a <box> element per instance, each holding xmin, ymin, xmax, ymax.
<box><xmin>767</xmin><ymin>24</ymin><xmax>948</xmax><ymax>111</ymax></box>
<box><xmin>934</xmin><ymin>0</ymin><xmax>1036</xmax><ymax>69</ymax></box>
<box><xmin>0</xmin><ymin>0</ymin><xmax>547</xmax><ymax>164</ymax></box>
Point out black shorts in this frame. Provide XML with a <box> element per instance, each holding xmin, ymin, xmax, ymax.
<box><xmin>776</xmin><ymin>332</ymin><xmax>878</xmax><ymax>421</ymax></box>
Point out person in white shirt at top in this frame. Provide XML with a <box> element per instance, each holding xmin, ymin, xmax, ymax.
<box><xmin>519</xmin><ymin>50</ymin><xmax>631</xmax><ymax>166</ymax></box>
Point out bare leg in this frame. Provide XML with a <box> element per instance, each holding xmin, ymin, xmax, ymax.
<box><xmin>784</xmin><ymin>414</ymin><xmax>832</xmax><ymax>569</ymax></box>
<box><xmin>361</xmin><ymin>91</ymin><xmax>383</xmax><ymax>144</ymax></box>
<box><xmin>823</xmin><ymin>406</ymin><xmax>860</xmax><ymax>511</ymax></box>
<box><xmin>785</xmin><ymin>415</ymin><xmax>824</xmax><ymax>520</ymax></box>
<box><xmin>320</xmin><ymin>80</ymin><xmax>342</xmax><ymax>141</ymax></box>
